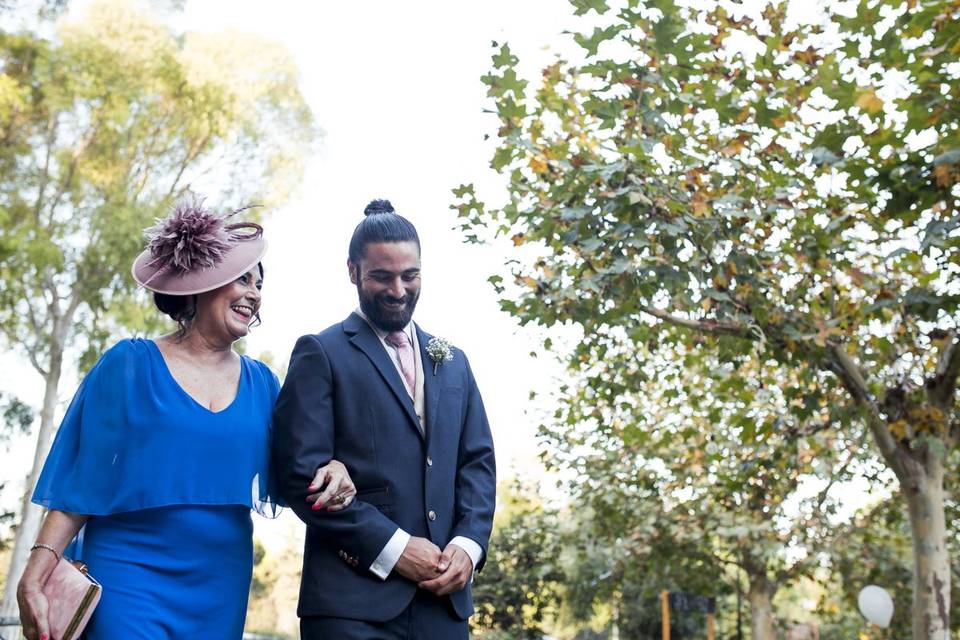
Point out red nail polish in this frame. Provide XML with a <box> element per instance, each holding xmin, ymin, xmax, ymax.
<box><xmin>41</xmin><ymin>635</ymin><xmax>48</xmax><ymax>640</ymax></box>
<box><xmin>311</xmin><ymin>502</ymin><xmax>324</xmax><ymax>511</ymax></box>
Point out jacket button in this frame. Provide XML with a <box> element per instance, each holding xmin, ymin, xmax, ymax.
<box><xmin>426</xmin><ymin>456</ymin><xmax>433</xmax><ymax>467</ymax></box>
<box><xmin>428</xmin><ymin>510</ymin><xmax>437</xmax><ymax>521</ymax></box>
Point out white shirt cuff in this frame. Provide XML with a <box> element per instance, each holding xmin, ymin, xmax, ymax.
<box><xmin>370</xmin><ymin>528</ymin><xmax>410</xmax><ymax>580</ymax></box>
<box><xmin>448</xmin><ymin>536</ymin><xmax>483</xmax><ymax>572</ymax></box>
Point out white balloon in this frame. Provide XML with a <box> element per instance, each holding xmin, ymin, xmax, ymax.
<box><xmin>858</xmin><ymin>585</ymin><xmax>894</xmax><ymax>628</ymax></box>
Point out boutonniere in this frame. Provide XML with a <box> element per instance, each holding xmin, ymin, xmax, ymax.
<box><xmin>426</xmin><ymin>337</ymin><xmax>454</xmax><ymax>375</ymax></box>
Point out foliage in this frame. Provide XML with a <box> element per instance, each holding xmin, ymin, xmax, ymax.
<box><xmin>0</xmin><ymin>0</ymin><xmax>69</xmax><ymax>20</ymax></box>
<box><xmin>455</xmin><ymin>0</ymin><xmax>959</xmax><ymax>636</ymax></box>
<box><xmin>0</xmin><ymin>0</ymin><xmax>316</xmax><ymax>372</ymax></box>
<box><xmin>818</xmin><ymin>462</ymin><xmax>960</xmax><ymax>637</ymax></box>
<box><xmin>0</xmin><ymin>392</ymin><xmax>34</xmax><ymax>541</ymax></box>
<box><xmin>0</xmin><ymin>392</ymin><xmax>33</xmax><ymax>440</ymax></box>
<box><xmin>472</xmin><ymin>481</ymin><xmax>564</xmax><ymax>639</ymax></box>
<box><xmin>456</xmin><ymin>0</ymin><xmax>959</xmax><ymax>463</ymax></box>
<box><xmin>541</xmin><ymin>339</ymin><xmax>858</xmax><ymax>636</ymax></box>
<box><xmin>559</xmin><ymin>502</ymin><xmax>730</xmax><ymax>640</ymax></box>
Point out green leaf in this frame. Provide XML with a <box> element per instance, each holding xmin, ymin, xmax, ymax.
<box><xmin>569</xmin><ymin>0</ymin><xmax>609</xmax><ymax>16</ymax></box>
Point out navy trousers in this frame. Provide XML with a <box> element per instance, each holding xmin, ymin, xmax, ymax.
<box><xmin>300</xmin><ymin>589</ymin><xmax>469</xmax><ymax>640</ymax></box>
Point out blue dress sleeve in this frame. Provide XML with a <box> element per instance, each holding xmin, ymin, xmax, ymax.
<box><xmin>34</xmin><ymin>340</ymin><xmax>280</xmax><ymax>516</ymax></box>
<box><xmin>250</xmin><ymin>359</ymin><xmax>284</xmax><ymax>517</ymax></box>
<box><xmin>32</xmin><ymin>340</ymin><xmax>137</xmax><ymax>514</ymax></box>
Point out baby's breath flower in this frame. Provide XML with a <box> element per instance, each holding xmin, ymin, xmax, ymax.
<box><xmin>426</xmin><ymin>337</ymin><xmax>454</xmax><ymax>374</ymax></box>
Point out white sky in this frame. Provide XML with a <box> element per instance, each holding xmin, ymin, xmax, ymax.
<box><xmin>1</xmin><ymin>0</ymin><xmax>585</xmax><ymax>549</ymax></box>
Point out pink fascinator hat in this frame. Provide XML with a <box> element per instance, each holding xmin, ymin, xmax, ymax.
<box><xmin>132</xmin><ymin>198</ymin><xmax>267</xmax><ymax>296</ymax></box>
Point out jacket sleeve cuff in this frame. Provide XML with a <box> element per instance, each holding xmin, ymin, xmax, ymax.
<box><xmin>448</xmin><ymin>536</ymin><xmax>483</xmax><ymax>572</ymax></box>
<box><xmin>369</xmin><ymin>527</ymin><xmax>410</xmax><ymax>580</ymax></box>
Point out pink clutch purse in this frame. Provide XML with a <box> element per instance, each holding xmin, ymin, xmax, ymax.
<box><xmin>41</xmin><ymin>558</ymin><xmax>101</xmax><ymax>640</ymax></box>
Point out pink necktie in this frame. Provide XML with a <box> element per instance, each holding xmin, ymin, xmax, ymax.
<box><xmin>385</xmin><ymin>331</ymin><xmax>416</xmax><ymax>399</ymax></box>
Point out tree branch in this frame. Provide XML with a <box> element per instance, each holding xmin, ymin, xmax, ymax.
<box><xmin>927</xmin><ymin>332</ymin><xmax>960</xmax><ymax>411</ymax></box>
<box><xmin>32</xmin><ymin>115</ymin><xmax>58</xmax><ymax>222</ymax></box>
<box><xmin>45</xmin><ymin>117</ymin><xmax>102</xmax><ymax>227</ymax></box>
<box><xmin>126</xmin><ymin>109</ymin><xmax>178</xmax><ymax>201</ymax></box>
<box><xmin>814</xmin><ymin>433</ymin><xmax>862</xmax><ymax>511</ymax></box>
<box><xmin>165</xmin><ymin>132</ymin><xmax>214</xmax><ymax>199</ymax></box>
<box><xmin>639</xmin><ymin>305</ymin><xmax>751</xmax><ymax>337</ymax></box>
<box><xmin>0</xmin><ymin>324</ymin><xmax>47</xmax><ymax>377</ymax></box>
<box><xmin>24</xmin><ymin>342</ymin><xmax>48</xmax><ymax>378</ymax></box>
<box><xmin>19</xmin><ymin>275</ymin><xmax>45</xmax><ymax>338</ymax></box>
<box><xmin>43</xmin><ymin>272</ymin><xmax>61</xmax><ymax>323</ymax></box>
<box><xmin>781</xmin><ymin>553</ymin><xmax>819</xmax><ymax>587</ymax></box>
<box><xmin>825</xmin><ymin>342</ymin><xmax>909</xmax><ymax>481</ymax></box>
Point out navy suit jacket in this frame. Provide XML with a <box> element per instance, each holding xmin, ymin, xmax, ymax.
<box><xmin>272</xmin><ymin>313</ymin><xmax>496</xmax><ymax>621</ymax></box>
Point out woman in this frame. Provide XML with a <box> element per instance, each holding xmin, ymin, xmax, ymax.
<box><xmin>17</xmin><ymin>201</ymin><xmax>355</xmax><ymax>640</ymax></box>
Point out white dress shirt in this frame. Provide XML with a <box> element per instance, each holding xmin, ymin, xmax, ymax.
<box><xmin>354</xmin><ymin>309</ymin><xmax>483</xmax><ymax>580</ymax></box>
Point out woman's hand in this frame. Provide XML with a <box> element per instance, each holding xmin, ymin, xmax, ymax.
<box><xmin>17</xmin><ymin>511</ymin><xmax>88</xmax><ymax>640</ymax></box>
<box><xmin>306</xmin><ymin>460</ymin><xmax>357</xmax><ymax>512</ymax></box>
<box><xmin>17</xmin><ymin>579</ymin><xmax>51</xmax><ymax>640</ymax></box>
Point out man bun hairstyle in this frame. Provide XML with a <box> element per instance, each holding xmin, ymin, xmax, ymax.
<box><xmin>349</xmin><ymin>198</ymin><xmax>421</xmax><ymax>263</ymax></box>
<box><xmin>364</xmin><ymin>199</ymin><xmax>395</xmax><ymax>216</ymax></box>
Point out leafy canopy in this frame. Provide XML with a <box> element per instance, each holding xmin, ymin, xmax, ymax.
<box><xmin>455</xmin><ymin>0</ymin><xmax>960</xmax><ymax>476</ymax></box>
<box><xmin>0</xmin><ymin>0</ymin><xmax>316</xmax><ymax>370</ymax></box>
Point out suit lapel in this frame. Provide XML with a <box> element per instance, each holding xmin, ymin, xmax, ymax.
<box><xmin>343</xmin><ymin>313</ymin><xmax>423</xmax><ymax>441</ymax></box>
<box><xmin>417</xmin><ymin>324</ymin><xmax>442</xmax><ymax>445</ymax></box>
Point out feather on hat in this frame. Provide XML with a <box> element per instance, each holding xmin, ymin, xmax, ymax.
<box><xmin>132</xmin><ymin>198</ymin><xmax>267</xmax><ymax>295</ymax></box>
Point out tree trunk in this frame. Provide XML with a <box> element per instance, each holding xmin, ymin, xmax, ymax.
<box><xmin>903</xmin><ymin>455</ymin><xmax>951</xmax><ymax>640</ymax></box>
<box><xmin>747</xmin><ymin>573</ymin><xmax>776</xmax><ymax>640</ymax></box>
<box><xmin>0</xmin><ymin>344</ymin><xmax>62</xmax><ymax>624</ymax></box>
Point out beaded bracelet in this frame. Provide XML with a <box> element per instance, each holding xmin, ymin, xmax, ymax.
<box><xmin>30</xmin><ymin>543</ymin><xmax>61</xmax><ymax>563</ymax></box>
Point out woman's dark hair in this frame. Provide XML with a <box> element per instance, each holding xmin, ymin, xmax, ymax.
<box><xmin>153</xmin><ymin>263</ymin><xmax>264</xmax><ymax>338</ymax></box>
<box><xmin>348</xmin><ymin>199</ymin><xmax>420</xmax><ymax>264</ymax></box>
<box><xmin>153</xmin><ymin>292</ymin><xmax>197</xmax><ymax>339</ymax></box>
<box><xmin>154</xmin><ymin>292</ymin><xmax>196</xmax><ymax>322</ymax></box>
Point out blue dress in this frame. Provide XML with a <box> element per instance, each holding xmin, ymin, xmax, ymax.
<box><xmin>33</xmin><ymin>338</ymin><xmax>280</xmax><ymax>639</ymax></box>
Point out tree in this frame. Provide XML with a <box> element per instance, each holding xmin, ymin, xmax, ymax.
<box><xmin>541</xmin><ymin>343</ymin><xmax>859</xmax><ymax>640</ymax></box>
<box><xmin>818</xmin><ymin>458</ymin><xmax>960</xmax><ymax>638</ymax></box>
<box><xmin>454</xmin><ymin>1</ymin><xmax>959</xmax><ymax>637</ymax></box>
<box><xmin>558</xmin><ymin>497</ymin><xmax>730</xmax><ymax>640</ymax></box>
<box><xmin>0</xmin><ymin>0</ymin><xmax>315</xmax><ymax>616</ymax></box>
<box><xmin>472</xmin><ymin>480</ymin><xmax>564</xmax><ymax>640</ymax></box>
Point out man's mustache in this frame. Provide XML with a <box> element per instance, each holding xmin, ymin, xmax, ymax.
<box><xmin>377</xmin><ymin>293</ymin><xmax>414</xmax><ymax>306</ymax></box>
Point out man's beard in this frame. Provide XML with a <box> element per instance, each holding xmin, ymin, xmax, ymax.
<box><xmin>358</xmin><ymin>285</ymin><xmax>419</xmax><ymax>332</ymax></box>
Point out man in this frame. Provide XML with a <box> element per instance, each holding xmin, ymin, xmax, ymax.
<box><xmin>272</xmin><ymin>199</ymin><xmax>496</xmax><ymax>639</ymax></box>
